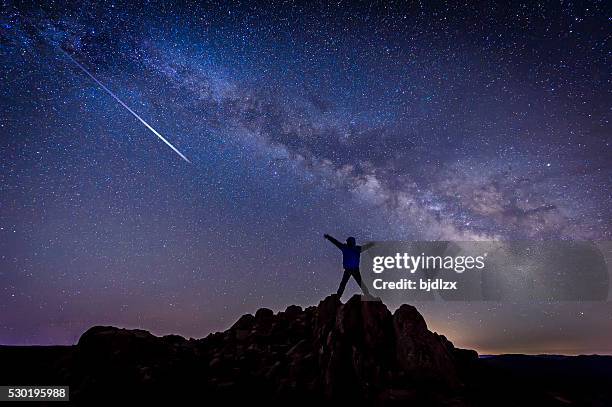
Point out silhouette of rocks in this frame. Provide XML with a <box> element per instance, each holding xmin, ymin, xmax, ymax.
<box><xmin>1</xmin><ymin>295</ymin><xmax>479</xmax><ymax>404</ymax></box>
<box><xmin>3</xmin><ymin>296</ymin><xmax>611</xmax><ymax>405</ymax></box>
<box><xmin>394</xmin><ymin>304</ymin><xmax>460</xmax><ymax>386</ymax></box>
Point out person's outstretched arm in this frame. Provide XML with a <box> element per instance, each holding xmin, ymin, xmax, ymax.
<box><xmin>324</xmin><ymin>234</ymin><xmax>343</xmax><ymax>249</ymax></box>
<box><xmin>361</xmin><ymin>242</ymin><xmax>375</xmax><ymax>251</ymax></box>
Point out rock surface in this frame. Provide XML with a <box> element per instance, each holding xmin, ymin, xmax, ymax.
<box><xmin>3</xmin><ymin>296</ymin><xmax>612</xmax><ymax>405</ymax></box>
<box><xmin>56</xmin><ymin>294</ymin><xmax>476</xmax><ymax>403</ymax></box>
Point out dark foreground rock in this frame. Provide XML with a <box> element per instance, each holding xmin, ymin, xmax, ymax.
<box><xmin>2</xmin><ymin>295</ymin><xmax>611</xmax><ymax>406</ymax></box>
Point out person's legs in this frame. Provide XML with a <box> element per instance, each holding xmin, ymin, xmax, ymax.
<box><xmin>351</xmin><ymin>268</ymin><xmax>370</xmax><ymax>296</ymax></box>
<box><xmin>337</xmin><ymin>269</ymin><xmax>351</xmax><ymax>297</ymax></box>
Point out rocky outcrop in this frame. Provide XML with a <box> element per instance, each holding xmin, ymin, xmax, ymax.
<box><xmin>5</xmin><ymin>301</ymin><xmax>612</xmax><ymax>406</ymax></box>
<box><xmin>54</xmin><ymin>295</ymin><xmax>478</xmax><ymax>404</ymax></box>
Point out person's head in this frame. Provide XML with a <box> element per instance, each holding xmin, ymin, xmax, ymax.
<box><xmin>346</xmin><ymin>236</ymin><xmax>356</xmax><ymax>247</ymax></box>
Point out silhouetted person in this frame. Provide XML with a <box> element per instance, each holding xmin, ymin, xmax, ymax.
<box><xmin>324</xmin><ymin>234</ymin><xmax>374</xmax><ymax>298</ymax></box>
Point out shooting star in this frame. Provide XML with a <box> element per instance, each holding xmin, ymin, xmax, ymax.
<box><xmin>60</xmin><ymin>48</ymin><xmax>191</xmax><ymax>163</ymax></box>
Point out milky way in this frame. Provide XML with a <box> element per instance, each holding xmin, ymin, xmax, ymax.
<box><xmin>1</xmin><ymin>1</ymin><xmax>610</xmax><ymax>353</ymax></box>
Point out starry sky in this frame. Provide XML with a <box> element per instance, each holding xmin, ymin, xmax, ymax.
<box><xmin>1</xmin><ymin>1</ymin><xmax>610</xmax><ymax>354</ymax></box>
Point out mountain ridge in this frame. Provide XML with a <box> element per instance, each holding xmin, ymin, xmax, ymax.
<box><xmin>2</xmin><ymin>295</ymin><xmax>611</xmax><ymax>406</ymax></box>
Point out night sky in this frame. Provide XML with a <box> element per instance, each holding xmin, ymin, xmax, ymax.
<box><xmin>1</xmin><ymin>1</ymin><xmax>610</xmax><ymax>354</ymax></box>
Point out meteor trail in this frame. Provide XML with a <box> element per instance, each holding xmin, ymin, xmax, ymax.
<box><xmin>60</xmin><ymin>48</ymin><xmax>191</xmax><ymax>163</ymax></box>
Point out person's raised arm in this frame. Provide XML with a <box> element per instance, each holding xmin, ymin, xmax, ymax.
<box><xmin>361</xmin><ymin>242</ymin><xmax>375</xmax><ymax>251</ymax></box>
<box><xmin>324</xmin><ymin>234</ymin><xmax>343</xmax><ymax>249</ymax></box>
